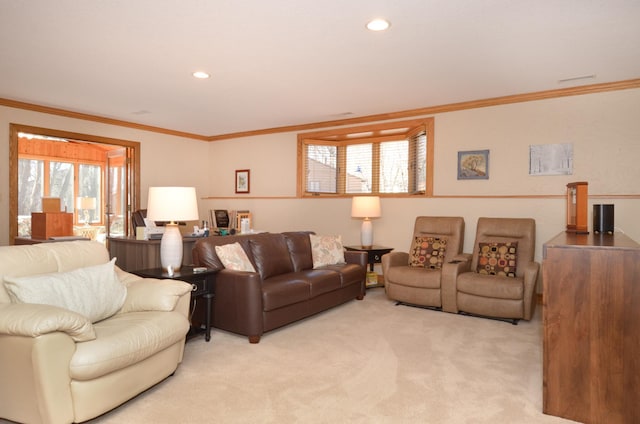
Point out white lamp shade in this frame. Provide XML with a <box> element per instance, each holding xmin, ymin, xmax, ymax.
<box><xmin>77</xmin><ymin>196</ymin><xmax>96</xmax><ymax>210</ymax></box>
<box><xmin>146</xmin><ymin>187</ymin><xmax>199</xmax><ymax>222</ymax></box>
<box><xmin>351</xmin><ymin>196</ymin><xmax>381</xmax><ymax>219</ymax></box>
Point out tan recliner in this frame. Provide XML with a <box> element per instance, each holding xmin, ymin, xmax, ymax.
<box><xmin>451</xmin><ymin>217</ymin><xmax>539</xmax><ymax>323</ymax></box>
<box><xmin>382</xmin><ymin>216</ymin><xmax>466</xmax><ymax>310</ymax></box>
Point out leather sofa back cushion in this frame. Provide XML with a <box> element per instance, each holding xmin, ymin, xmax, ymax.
<box><xmin>249</xmin><ymin>234</ymin><xmax>294</xmax><ymax>279</ymax></box>
<box><xmin>283</xmin><ymin>232</ymin><xmax>314</xmax><ymax>271</ymax></box>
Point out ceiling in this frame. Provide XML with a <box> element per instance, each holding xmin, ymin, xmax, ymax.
<box><xmin>1</xmin><ymin>0</ymin><xmax>639</xmax><ymax>139</ymax></box>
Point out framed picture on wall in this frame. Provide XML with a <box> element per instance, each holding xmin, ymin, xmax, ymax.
<box><xmin>235</xmin><ymin>169</ymin><xmax>250</xmax><ymax>193</ymax></box>
<box><xmin>457</xmin><ymin>150</ymin><xmax>489</xmax><ymax>180</ymax></box>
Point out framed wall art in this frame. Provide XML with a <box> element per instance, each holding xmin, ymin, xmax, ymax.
<box><xmin>235</xmin><ymin>169</ymin><xmax>250</xmax><ymax>193</ymax></box>
<box><xmin>457</xmin><ymin>150</ymin><xmax>489</xmax><ymax>180</ymax></box>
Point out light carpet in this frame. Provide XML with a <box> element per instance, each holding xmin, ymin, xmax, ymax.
<box><xmin>87</xmin><ymin>289</ymin><xmax>576</xmax><ymax>424</ymax></box>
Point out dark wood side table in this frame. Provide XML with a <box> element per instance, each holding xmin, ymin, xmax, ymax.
<box><xmin>344</xmin><ymin>245</ymin><xmax>393</xmax><ymax>288</ymax></box>
<box><xmin>132</xmin><ymin>266</ymin><xmax>215</xmax><ymax>342</ymax></box>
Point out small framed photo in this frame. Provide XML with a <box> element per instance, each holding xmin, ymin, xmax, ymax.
<box><xmin>457</xmin><ymin>150</ymin><xmax>489</xmax><ymax>180</ymax></box>
<box><xmin>235</xmin><ymin>169</ymin><xmax>250</xmax><ymax>193</ymax></box>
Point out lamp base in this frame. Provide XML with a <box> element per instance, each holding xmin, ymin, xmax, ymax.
<box><xmin>361</xmin><ymin>218</ymin><xmax>373</xmax><ymax>248</ymax></box>
<box><xmin>160</xmin><ymin>223</ymin><xmax>183</xmax><ymax>272</ymax></box>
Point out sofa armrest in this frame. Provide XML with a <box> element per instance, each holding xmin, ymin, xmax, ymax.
<box><xmin>119</xmin><ymin>276</ymin><xmax>192</xmax><ymax>317</ymax></box>
<box><xmin>0</xmin><ymin>303</ymin><xmax>95</xmax><ymax>342</ymax></box>
<box><xmin>440</xmin><ymin>253</ymin><xmax>473</xmax><ymax>313</ymax></box>
<box><xmin>214</xmin><ymin>270</ymin><xmax>264</xmax><ymax>342</ymax></box>
<box><xmin>0</xmin><ymin>331</ymin><xmax>76</xmax><ymax>424</ymax></box>
<box><xmin>344</xmin><ymin>250</ymin><xmax>367</xmax><ymax>268</ymax></box>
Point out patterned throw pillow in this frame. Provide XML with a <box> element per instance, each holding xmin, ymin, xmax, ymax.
<box><xmin>309</xmin><ymin>234</ymin><xmax>346</xmax><ymax>268</ymax></box>
<box><xmin>409</xmin><ymin>236</ymin><xmax>447</xmax><ymax>269</ymax></box>
<box><xmin>477</xmin><ymin>242</ymin><xmax>518</xmax><ymax>277</ymax></box>
<box><xmin>215</xmin><ymin>242</ymin><xmax>256</xmax><ymax>272</ymax></box>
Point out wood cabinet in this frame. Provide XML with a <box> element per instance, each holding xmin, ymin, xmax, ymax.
<box><xmin>542</xmin><ymin>232</ymin><xmax>640</xmax><ymax>424</ymax></box>
<box><xmin>108</xmin><ymin>236</ymin><xmax>198</xmax><ymax>272</ymax></box>
<box><xmin>31</xmin><ymin>212</ymin><xmax>73</xmax><ymax>239</ymax></box>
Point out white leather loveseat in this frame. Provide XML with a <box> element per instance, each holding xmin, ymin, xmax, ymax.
<box><xmin>0</xmin><ymin>241</ymin><xmax>192</xmax><ymax>424</ymax></box>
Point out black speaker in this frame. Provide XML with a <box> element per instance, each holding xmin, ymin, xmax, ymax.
<box><xmin>593</xmin><ymin>204</ymin><xmax>614</xmax><ymax>234</ymax></box>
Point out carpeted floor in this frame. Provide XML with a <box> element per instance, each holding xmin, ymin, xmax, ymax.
<box><xmin>86</xmin><ymin>289</ymin><xmax>577</xmax><ymax>424</ymax></box>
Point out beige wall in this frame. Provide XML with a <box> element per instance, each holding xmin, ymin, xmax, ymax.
<box><xmin>2</xmin><ymin>89</ymin><xmax>640</xmax><ymax>281</ymax></box>
<box><xmin>203</xmin><ymin>88</ymin><xmax>640</xmax><ymax>270</ymax></box>
<box><xmin>0</xmin><ymin>106</ymin><xmax>211</xmax><ymax>245</ymax></box>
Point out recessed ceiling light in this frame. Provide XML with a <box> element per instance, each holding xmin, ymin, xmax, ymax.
<box><xmin>192</xmin><ymin>71</ymin><xmax>210</xmax><ymax>79</ymax></box>
<box><xmin>366</xmin><ymin>18</ymin><xmax>390</xmax><ymax>31</ymax></box>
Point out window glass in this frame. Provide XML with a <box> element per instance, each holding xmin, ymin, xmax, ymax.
<box><xmin>298</xmin><ymin>118</ymin><xmax>432</xmax><ymax>197</ymax></box>
<box><xmin>49</xmin><ymin>161</ymin><xmax>74</xmax><ymax>212</ymax></box>
<box><xmin>346</xmin><ymin>143</ymin><xmax>372</xmax><ymax>193</ymax></box>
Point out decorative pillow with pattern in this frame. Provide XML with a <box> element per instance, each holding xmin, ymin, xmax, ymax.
<box><xmin>215</xmin><ymin>242</ymin><xmax>256</xmax><ymax>272</ymax></box>
<box><xmin>409</xmin><ymin>236</ymin><xmax>447</xmax><ymax>269</ymax></box>
<box><xmin>477</xmin><ymin>242</ymin><xmax>518</xmax><ymax>277</ymax></box>
<box><xmin>310</xmin><ymin>234</ymin><xmax>346</xmax><ymax>268</ymax></box>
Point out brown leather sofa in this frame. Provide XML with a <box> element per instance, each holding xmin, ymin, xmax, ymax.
<box><xmin>192</xmin><ymin>231</ymin><xmax>367</xmax><ymax>343</ymax></box>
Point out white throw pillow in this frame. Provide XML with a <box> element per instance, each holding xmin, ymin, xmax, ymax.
<box><xmin>4</xmin><ymin>258</ymin><xmax>127</xmax><ymax>323</ymax></box>
<box><xmin>215</xmin><ymin>242</ymin><xmax>256</xmax><ymax>272</ymax></box>
<box><xmin>310</xmin><ymin>234</ymin><xmax>346</xmax><ymax>268</ymax></box>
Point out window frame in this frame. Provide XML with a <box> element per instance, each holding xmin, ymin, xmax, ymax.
<box><xmin>297</xmin><ymin>118</ymin><xmax>434</xmax><ymax>197</ymax></box>
<box><xmin>9</xmin><ymin>123</ymin><xmax>141</xmax><ymax>244</ymax></box>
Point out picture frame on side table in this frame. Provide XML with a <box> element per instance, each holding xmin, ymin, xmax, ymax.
<box><xmin>235</xmin><ymin>169</ymin><xmax>250</xmax><ymax>193</ymax></box>
<box><xmin>457</xmin><ymin>150</ymin><xmax>489</xmax><ymax>180</ymax></box>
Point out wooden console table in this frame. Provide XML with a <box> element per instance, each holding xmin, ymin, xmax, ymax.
<box><xmin>107</xmin><ymin>236</ymin><xmax>198</xmax><ymax>272</ymax></box>
<box><xmin>542</xmin><ymin>232</ymin><xmax>639</xmax><ymax>424</ymax></box>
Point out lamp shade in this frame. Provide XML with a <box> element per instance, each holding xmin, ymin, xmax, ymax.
<box><xmin>77</xmin><ymin>197</ymin><xmax>96</xmax><ymax>210</ymax></box>
<box><xmin>351</xmin><ymin>196</ymin><xmax>381</xmax><ymax>219</ymax></box>
<box><xmin>146</xmin><ymin>187</ymin><xmax>199</xmax><ymax>222</ymax></box>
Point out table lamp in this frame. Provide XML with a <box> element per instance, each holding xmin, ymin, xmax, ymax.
<box><xmin>77</xmin><ymin>196</ymin><xmax>96</xmax><ymax>226</ymax></box>
<box><xmin>146</xmin><ymin>187</ymin><xmax>199</xmax><ymax>272</ymax></box>
<box><xmin>351</xmin><ymin>196</ymin><xmax>381</xmax><ymax>248</ymax></box>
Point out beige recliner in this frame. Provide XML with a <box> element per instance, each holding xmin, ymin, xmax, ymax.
<box><xmin>382</xmin><ymin>216</ymin><xmax>466</xmax><ymax>310</ymax></box>
<box><xmin>0</xmin><ymin>241</ymin><xmax>192</xmax><ymax>424</ymax></box>
<box><xmin>451</xmin><ymin>217</ymin><xmax>539</xmax><ymax>323</ymax></box>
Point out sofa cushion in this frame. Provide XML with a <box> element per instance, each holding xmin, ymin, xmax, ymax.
<box><xmin>250</xmin><ymin>234</ymin><xmax>294</xmax><ymax>279</ymax></box>
<box><xmin>215</xmin><ymin>242</ymin><xmax>256</xmax><ymax>272</ymax></box>
<box><xmin>261</xmin><ymin>276</ymin><xmax>311</xmax><ymax>311</ymax></box>
<box><xmin>409</xmin><ymin>236</ymin><xmax>447</xmax><ymax>269</ymax></box>
<box><xmin>4</xmin><ymin>258</ymin><xmax>126</xmax><ymax>323</ymax></box>
<box><xmin>297</xmin><ymin>269</ymin><xmax>342</xmax><ymax>297</ymax></box>
<box><xmin>283</xmin><ymin>231</ymin><xmax>314</xmax><ymax>271</ymax></box>
<box><xmin>310</xmin><ymin>234</ymin><xmax>345</xmax><ymax>268</ymax></box>
<box><xmin>69</xmin><ymin>310</ymin><xmax>189</xmax><ymax>380</ymax></box>
<box><xmin>477</xmin><ymin>242</ymin><xmax>518</xmax><ymax>277</ymax></box>
<box><xmin>320</xmin><ymin>263</ymin><xmax>364</xmax><ymax>288</ymax></box>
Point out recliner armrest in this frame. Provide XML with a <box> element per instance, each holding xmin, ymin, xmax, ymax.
<box><xmin>0</xmin><ymin>303</ymin><xmax>95</xmax><ymax>342</ymax></box>
<box><xmin>441</xmin><ymin>254</ymin><xmax>473</xmax><ymax>313</ymax></box>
